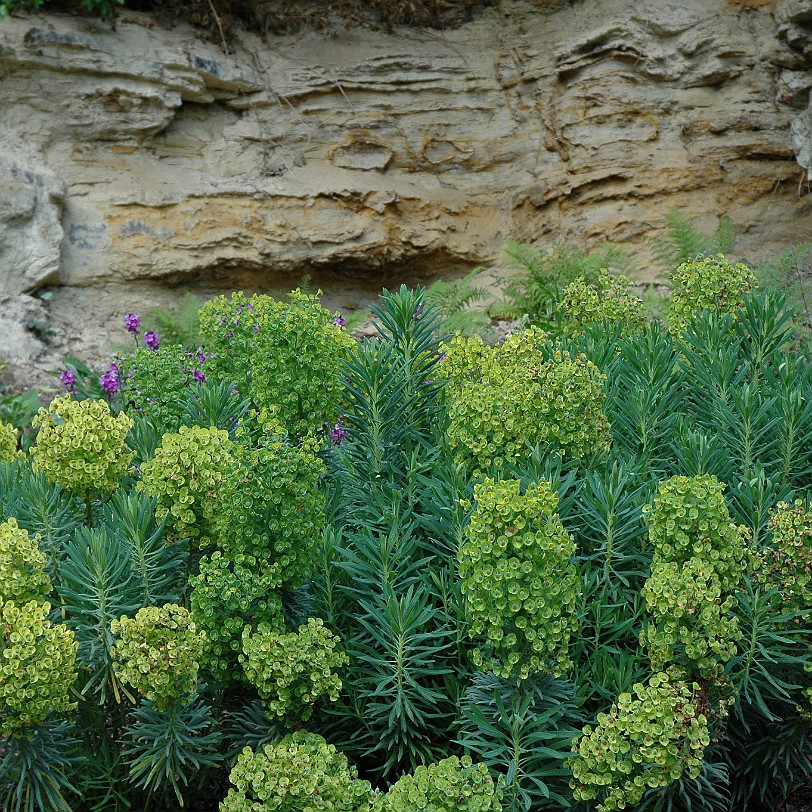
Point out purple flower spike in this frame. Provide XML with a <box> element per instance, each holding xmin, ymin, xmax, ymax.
<box><xmin>143</xmin><ymin>331</ymin><xmax>160</xmax><ymax>350</ymax></box>
<box><xmin>100</xmin><ymin>362</ymin><xmax>120</xmax><ymax>397</ymax></box>
<box><xmin>193</xmin><ymin>369</ymin><xmax>206</xmax><ymax>383</ymax></box>
<box><xmin>124</xmin><ymin>312</ymin><xmax>141</xmax><ymax>334</ymax></box>
<box><xmin>59</xmin><ymin>368</ymin><xmax>76</xmax><ymax>393</ymax></box>
<box><xmin>333</xmin><ymin>313</ymin><xmax>346</xmax><ymax>327</ymax></box>
<box><xmin>331</xmin><ymin>420</ymin><xmax>348</xmax><ymax>446</ymax></box>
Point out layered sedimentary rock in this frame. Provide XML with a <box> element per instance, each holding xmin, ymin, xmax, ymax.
<box><xmin>0</xmin><ymin>0</ymin><xmax>810</xmax><ymax>381</ymax></box>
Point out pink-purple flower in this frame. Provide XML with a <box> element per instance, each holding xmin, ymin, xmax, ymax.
<box><xmin>330</xmin><ymin>419</ymin><xmax>348</xmax><ymax>446</ymax></box>
<box><xmin>143</xmin><ymin>331</ymin><xmax>160</xmax><ymax>350</ymax></box>
<box><xmin>333</xmin><ymin>313</ymin><xmax>346</xmax><ymax>327</ymax></box>
<box><xmin>100</xmin><ymin>361</ymin><xmax>120</xmax><ymax>397</ymax></box>
<box><xmin>59</xmin><ymin>368</ymin><xmax>76</xmax><ymax>393</ymax></box>
<box><xmin>124</xmin><ymin>313</ymin><xmax>141</xmax><ymax>334</ymax></box>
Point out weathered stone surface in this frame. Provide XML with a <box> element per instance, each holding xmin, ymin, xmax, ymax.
<box><xmin>0</xmin><ymin>151</ymin><xmax>64</xmax><ymax>296</ymax></box>
<box><xmin>793</xmin><ymin>94</ymin><xmax>812</xmax><ymax>174</ymax></box>
<box><xmin>0</xmin><ymin>0</ymin><xmax>811</xmax><ymax>384</ymax></box>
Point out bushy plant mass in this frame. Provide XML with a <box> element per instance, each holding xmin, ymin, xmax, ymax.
<box><xmin>2</xmin><ymin>248</ymin><xmax>812</xmax><ymax>812</ymax></box>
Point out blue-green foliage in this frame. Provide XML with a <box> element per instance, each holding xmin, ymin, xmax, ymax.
<box><xmin>3</xmin><ymin>257</ymin><xmax>812</xmax><ymax>812</ymax></box>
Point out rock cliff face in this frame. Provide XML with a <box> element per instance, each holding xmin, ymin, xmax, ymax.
<box><xmin>0</xmin><ymin>0</ymin><xmax>811</xmax><ymax>383</ymax></box>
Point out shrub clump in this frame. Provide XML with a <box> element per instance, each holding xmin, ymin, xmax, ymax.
<box><xmin>0</xmin><ymin>517</ymin><xmax>51</xmax><ymax>606</ymax></box>
<box><xmin>0</xmin><ymin>598</ymin><xmax>78</xmax><ymax>737</ymax></box>
<box><xmin>30</xmin><ymin>395</ymin><xmax>134</xmax><ymax>496</ymax></box>
<box><xmin>190</xmin><ymin>551</ymin><xmax>285</xmax><ymax>682</ymax></box>
<box><xmin>215</xmin><ymin>434</ymin><xmax>325</xmax><ymax>588</ymax></box>
<box><xmin>559</xmin><ymin>269</ymin><xmax>645</xmax><ymax>335</ymax></box>
<box><xmin>567</xmin><ymin>671</ymin><xmax>710</xmax><ymax>812</ymax></box>
<box><xmin>118</xmin><ymin>344</ymin><xmax>198</xmax><ymax>433</ymax></box>
<box><xmin>199</xmin><ymin>290</ymin><xmax>355</xmax><ymax>441</ymax></box>
<box><xmin>667</xmin><ymin>254</ymin><xmax>757</xmax><ymax>333</ymax></box>
<box><xmin>442</xmin><ymin>328</ymin><xmax>610</xmax><ymax>475</ymax></box>
<box><xmin>240</xmin><ymin>617</ymin><xmax>348</xmax><ymax>721</ymax></box>
<box><xmin>138</xmin><ymin>425</ymin><xmax>234</xmax><ymax>548</ymax></box>
<box><xmin>384</xmin><ymin>755</ymin><xmax>502</xmax><ymax>812</ymax></box>
<box><xmin>220</xmin><ymin>731</ymin><xmax>376</xmax><ymax>812</ymax></box>
<box><xmin>458</xmin><ymin>478</ymin><xmax>579</xmax><ymax>679</ymax></box>
<box><xmin>111</xmin><ymin>603</ymin><xmax>203</xmax><ymax>709</ymax></box>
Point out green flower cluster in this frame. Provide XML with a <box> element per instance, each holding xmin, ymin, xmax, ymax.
<box><xmin>560</xmin><ymin>269</ymin><xmax>645</xmax><ymax>335</ymax></box>
<box><xmin>220</xmin><ymin>732</ymin><xmax>376</xmax><ymax>812</ymax></box>
<box><xmin>138</xmin><ymin>425</ymin><xmax>234</xmax><ymax>547</ymax></box>
<box><xmin>442</xmin><ymin>329</ymin><xmax>610</xmax><ymax>475</ymax></box>
<box><xmin>0</xmin><ymin>420</ymin><xmax>21</xmax><ymax>461</ymax></box>
<box><xmin>118</xmin><ymin>344</ymin><xmax>193</xmax><ymax>432</ymax></box>
<box><xmin>31</xmin><ymin>395</ymin><xmax>134</xmax><ymax>495</ymax></box>
<box><xmin>111</xmin><ymin>603</ymin><xmax>203</xmax><ymax>709</ymax></box>
<box><xmin>641</xmin><ymin>476</ymin><xmax>745</xmax><ymax>679</ymax></box>
<box><xmin>643</xmin><ymin>475</ymin><xmax>746</xmax><ymax>593</ymax></box>
<box><xmin>240</xmin><ymin>617</ymin><xmax>348</xmax><ymax>721</ymax></box>
<box><xmin>567</xmin><ymin>671</ymin><xmax>710</xmax><ymax>812</ymax></box>
<box><xmin>667</xmin><ymin>254</ymin><xmax>757</xmax><ymax>333</ymax></box>
<box><xmin>215</xmin><ymin>436</ymin><xmax>325</xmax><ymax>588</ymax></box>
<box><xmin>0</xmin><ymin>598</ymin><xmax>78</xmax><ymax>737</ymax></box>
<box><xmin>641</xmin><ymin>557</ymin><xmax>739</xmax><ymax>678</ymax></box>
<box><xmin>190</xmin><ymin>551</ymin><xmax>285</xmax><ymax>682</ymax></box>
<box><xmin>383</xmin><ymin>755</ymin><xmax>501</xmax><ymax>812</ymax></box>
<box><xmin>0</xmin><ymin>517</ymin><xmax>51</xmax><ymax>606</ymax></box>
<box><xmin>754</xmin><ymin>500</ymin><xmax>812</xmax><ymax>614</ymax></box>
<box><xmin>458</xmin><ymin>478</ymin><xmax>579</xmax><ymax>679</ymax></box>
<box><xmin>200</xmin><ymin>290</ymin><xmax>355</xmax><ymax>441</ymax></box>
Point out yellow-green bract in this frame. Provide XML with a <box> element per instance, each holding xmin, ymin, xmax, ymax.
<box><xmin>667</xmin><ymin>254</ymin><xmax>757</xmax><ymax>333</ymax></box>
<box><xmin>138</xmin><ymin>425</ymin><xmax>234</xmax><ymax>548</ymax></box>
<box><xmin>0</xmin><ymin>598</ymin><xmax>78</xmax><ymax>738</ymax></box>
<box><xmin>30</xmin><ymin>395</ymin><xmax>134</xmax><ymax>495</ymax></box>
<box><xmin>442</xmin><ymin>327</ymin><xmax>611</xmax><ymax>476</ymax></box>
<box><xmin>567</xmin><ymin>671</ymin><xmax>710</xmax><ymax>812</ymax></box>
<box><xmin>559</xmin><ymin>269</ymin><xmax>645</xmax><ymax>336</ymax></box>
<box><xmin>111</xmin><ymin>603</ymin><xmax>202</xmax><ymax>710</ymax></box>
<box><xmin>220</xmin><ymin>731</ymin><xmax>376</xmax><ymax>812</ymax></box>
<box><xmin>240</xmin><ymin>617</ymin><xmax>347</xmax><ymax>721</ymax></box>
<box><xmin>458</xmin><ymin>478</ymin><xmax>579</xmax><ymax>680</ymax></box>
<box><xmin>383</xmin><ymin>755</ymin><xmax>502</xmax><ymax>812</ymax></box>
<box><xmin>0</xmin><ymin>517</ymin><xmax>51</xmax><ymax>606</ymax></box>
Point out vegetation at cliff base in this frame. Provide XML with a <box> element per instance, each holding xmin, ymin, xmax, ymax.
<box><xmin>1</xmin><ymin>241</ymin><xmax>812</xmax><ymax>812</ymax></box>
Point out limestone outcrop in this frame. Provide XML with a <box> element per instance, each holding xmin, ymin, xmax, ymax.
<box><xmin>0</xmin><ymin>0</ymin><xmax>811</xmax><ymax>385</ymax></box>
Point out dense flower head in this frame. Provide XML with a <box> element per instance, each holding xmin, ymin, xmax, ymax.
<box><xmin>0</xmin><ymin>422</ymin><xmax>20</xmax><ymax>463</ymax></box>
<box><xmin>667</xmin><ymin>254</ymin><xmax>757</xmax><ymax>333</ymax></box>
<box><xmin>111</xmin><ymin>603</ymin><xmax>203</xmax><ymax>709</ymax></box>
<box><xmin>459</xmin><ymin>478</ymin><xmax>579</xmax><ymax>679</ymax></box>
<box><xmin>143</xmin><ymin>330</ymin><xmax>160</xmax><ymax>350</ymax></box>
<box><xmin>124</xmin><ymin>312</ymin><xmax>141</xmax><ymax>334</ymax></box>
<box><xmin>220</xmin><ymin>732</ymin><xmax>375</xmax><ymax>812</ymax></box>
<box><xmin>240</xmin><ymin>617</ymin><xmax>348</xmax><ymax>721</ymax></box>
<box><xmin>138</xmin><ymin>425</ymin><xmax>234</xmax><ymax>548</ymax></box>
<box><xmin>568</xmin><ymin>671</ymin><xmax>710</xmax><ymax>812</ymax></box>
<box><xmin>198</xmin><ymin>289</ymin><xmax>355</xmax><ymax>442</ymax></box>
<box><xmin>99</xmin><ymin>361</ymin><xmax>120</xmax><ymax>397</ymax></box>
<box><xmin>384</xmin><ymin>755</ymin><xmax>502</xmax><ymax>812</ymax></box>
<box><xmin>332</xmin><ymin>312</ymin><xmax>346</xmax><ymax>327</ymax></box>
<box><xmin>30</xmin><ymin>395</ymin><xmax>134</xmax><ymax>495</ymax></box>
<box><xmin>442</xmin><ymin>328</ymin><xmax>611</xmax><ymax>475</ymax></box>
<box><xmin>59</xmin><ymin>368</ymin><xmax>76</xmax><ymax>392</ymax></box>
<box><xmin>0</xmin><ymin>598</ymin><xmax>78</xmax><ymax>738</ymax></box>
<box><xmin>0</xmin><ymin>518</ymin><xmax>52</xmax><ymax>606</ymax></box>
